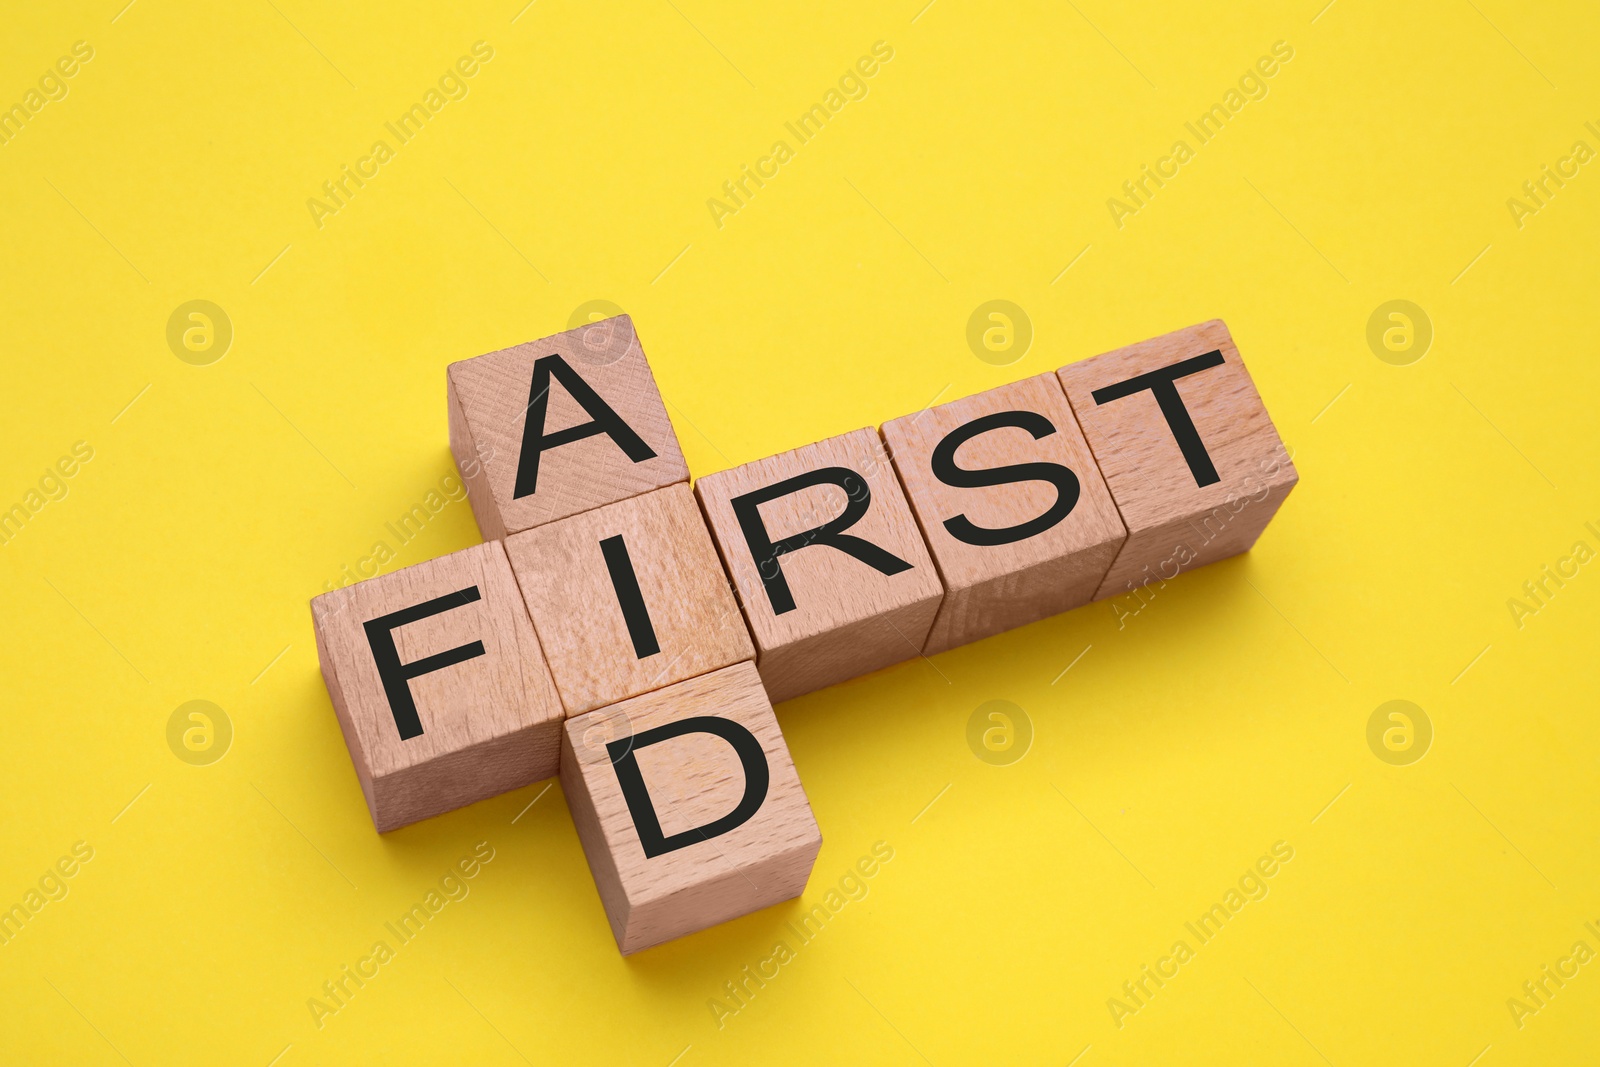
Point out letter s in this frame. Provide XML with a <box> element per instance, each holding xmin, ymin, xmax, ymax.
<box><xmin>929</xmin><ymin>410</ymin><xmax>1081</xmax><ymax>547</ymax></box>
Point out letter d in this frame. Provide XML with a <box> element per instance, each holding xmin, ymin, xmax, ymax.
<box><xmin>608</xmin><ymin>717</ymin><xmax>769</xmax><ymax>858</ymax></box>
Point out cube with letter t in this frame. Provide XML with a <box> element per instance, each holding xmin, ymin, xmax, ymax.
<box><xmin>1055</xmin><ymin>319</ymin><xmax>1298</xmax><ymax>603</ymax></box>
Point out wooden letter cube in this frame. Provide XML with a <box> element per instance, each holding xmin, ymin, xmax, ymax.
<box><xmin>560</xmin><ymin>662</ymin><xmax>822</xmax><ymax>954</ymax></box>
<box><xmin>882</xmin><ymin>374</ymin><xmax>1128</xmax><ymax>654</ymax></box>
<box><xmin>1055</xmin><ymin>320</ymin><xmax>1298</xmax><ymax>604</ymax></box>
<box><xmin>447</xmin><ymin>315</ymin><xmax>688</xmax><ymax>539</ymax></box>
<box><xmin>505</xmin><ymin>484</ymin><xmax>753</xmax><ymax>716</ymax></box>
<box><xmin>695</xmin><ymin>428</ymin><xmax>945</xmax><ymax>703</ymax></box>
<box><xmin>310</xmin><ymin>541</ymin><xmax>564</xmax><ymax>832</ymax></box>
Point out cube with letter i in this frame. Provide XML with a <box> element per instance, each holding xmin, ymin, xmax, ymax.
<box><xmin>504</xmin><ymin>484</ymin><xmax>754</xmax><ymax>716</ymax></box>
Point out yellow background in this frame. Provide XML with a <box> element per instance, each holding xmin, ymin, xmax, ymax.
<box><xmin>1</xmin><ymin>1</ymin><xmax>1596</xmax><ymax>1063</ymax></box>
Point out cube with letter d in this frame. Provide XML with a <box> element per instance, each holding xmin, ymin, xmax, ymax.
<box><xmin>560</xmin><ymin>662</ymin><xmax>822</xmax><ymax>953</ymax></box>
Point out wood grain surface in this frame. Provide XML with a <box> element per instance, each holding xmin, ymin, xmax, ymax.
<box><xmin>560</xmin><ymin>662</ymin><xmax>822</xmax><ymax>954</ymax></box>
<box><xmin>694</xmin><ymin>428</ymin><xmax>945</xmax><ymax>702</ymax></box>
<box><xmin>505</xmin><ymin>484</ymin><xmax>753</xmax><ymax>716</ymax></box>
<box><xmin>1056</xmin><ymin>320</ymin><xmax>1298</xmax><ymax>601</ymax></box>
<box><xmin>310</xmin><ymin>541</ymin><xmax>564</xmax><ymax>832</ymax></box>
<box><xmin>447</xmin><ymin>315</ymin><xmax>687</xmax><ymax>538</ymax></box>
<box><xmin>882</xmin><ymin>373</ymin><xmax>1127</xmax><ymax>653</ymax></box>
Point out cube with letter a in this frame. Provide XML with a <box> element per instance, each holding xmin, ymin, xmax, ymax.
<box><xmin>310</xmin><ymin>541</ymin><xmax>564</xmax><ymax>832</ymax></box>
<box><xmin>560</xmin><ymin>662</ymin><xmax>822</xmax><ymax>954</ymax></box>
<box><xmin>1055</xmin><ymin>319</ymin><xmax>1298</xmax><ymax>604</ymax></box>
<box><xmin>447</xmin><ymin>315</ymin><xmax>688</xmax><ymax>539</ymax></box>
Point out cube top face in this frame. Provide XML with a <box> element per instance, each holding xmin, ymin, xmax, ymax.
<box><xmin>881</xmin><ymin>373</ymin><xmax>1127</xmax><ymax>592</ymax></box>
<box><xmin>694</xmin><ymin>427</ymin><xmax>944</xmax><ymax>652</ymax></box>
<box><xmin>447</xmin><ymin>315</ymin><xmax>688</xmax><ymax>538</ymax></box>
<box><xmin>561</xmin><ymin>662</ymin><xmax>821</xmax><ymax>944</ymax></box>
<box><xmin>505</xmin><ymin>483</ymin><xmax>754</xmax><ymax>717</ymax></box>
<box><xmin>1055</xmin><ymin>319</ymin><xmax>1297</xmax><ymax>532</ymax></box>
<box><xmin>310</xmin><ymin>541</ymin><xmax>563</xmax><ymax>791</ymax></box>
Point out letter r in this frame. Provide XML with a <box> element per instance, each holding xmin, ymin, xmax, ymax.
<box><xmin>729</xmin><ymin>466</ymin><xmax>913</xmax><ymax>615</ymax></box>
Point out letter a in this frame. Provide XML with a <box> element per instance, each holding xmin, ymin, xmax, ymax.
<box><xmin>514</xmin><ymin>354</ymin><xmax>656</xmax><ymax>499</ymax></box>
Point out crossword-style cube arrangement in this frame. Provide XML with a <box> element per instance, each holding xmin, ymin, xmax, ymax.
<box><xmin>311</xmin><ymin>315</ymin><xmax>1296</xmax><ymax>954</ymax></box>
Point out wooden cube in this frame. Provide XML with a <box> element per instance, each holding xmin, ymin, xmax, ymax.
<box><xmin>504</xmin><ymin>484</ymin><xmax>753</xmax><ymax>716</ymax></box>
<box><xmin>695</xmin><ymin>428</ymin><xmax>944</xmax><ymax>702</ymax></box>
<box><xmin>882</xmin><ymin>374</ymin><xmax>1128</xmax><ymax>654</ymax></box>
<box><xmin>447</xmin><ymin>315</ymin><xmax>688</xmax><ymax>540</ymax></box>
<box><xmin>1055</xmin><ymin>320</ymin><xmax>1298</xmax><ymax>606</ymax></box>
<box><xmin>310</xmin><ymin>541</ymin><xmax>564</xmax><ymax>832</ymax></box>
<box><xmin>560</xmin><ymin>662</ymin><xmax>822</xmax><ymax>954</ymax></box>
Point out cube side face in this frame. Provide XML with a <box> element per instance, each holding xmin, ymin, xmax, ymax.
<box><xmin>315</xmin><ymin>613</ymin><xmax>380</xmax><ymax>820</ymax></box>
<box><xmin>695</xmin><ymin>428</ymin><xmax>944</xmax><ymax>700</ymax></box>
<box><xmin>620</xmin><ymin>840</ymin><xmax>820</xmax><ymax>954</ymax></box>
<box><xmin>921</xmin><ymin>544</ymin><xmax>1121</xmax><ymax>655</ymax></box>
<box><xmin>881</xmin><ymin>373</ymin><xmax>1127</xmax><ymax>652</ymax></box>
<box><xmin>505</xmin><ymin>484</ymin><xmax>755</xmax><ymax>717</ymax></box>
<box><xmin>561</xmin><ymin>663</ymin><xmax>822</xmax><ymax>954</ymax></box>
<box><xmin>310</xmin><ymin>541</ymin><xmax>565</xmax><ymax>831</ymax></box>
<box><xmin>372</xmin><ymin>724</ymin><xmax>562</xmax><ymax>833</ymax></box>
<box><xmin>1056</xmin><ymin>320</ymin><xmax>1297</xmax><ymax>598</ymax></box>
<box><xmin>559</xmin><ymin>728</ymin><xmax>632</xmax><ymax>946</ymax></box>
<box><xmin>448</xmin><ymin>372</ymin><xmax>507</xmax><ymax>542</ymax></box>
<box><xmin>754</xmin><ymin>596</ymin><xmax>941</xmax><ymax>703</ymax></box>
<box><xmin>1093</xmin><ymin>477</ymin><xmax>1296</xmax><ymax>602</ymax></box>
<box><xmin>447</xmin><ymin>316</ymin><xmax>689</xmax><ymax>537</ymax></box>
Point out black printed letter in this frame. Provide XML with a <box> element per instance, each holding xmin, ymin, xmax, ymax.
<box><xmin>513</xmin><ymin>353</ymin><xmax>657</xmax><ymax>499</ymax></box>
<box><xmin>362</xmin><ymin>587</ymin><xmax>486</xmax><ymax>740</ymax></box>
<box><xmin>600</xmin><ymin>534</ymin><xmax>660</xmax><ymax>659</ymax></box>
<box><xmin>607</xmin><ymin>717</ymin><xmax>769</xmax><ymax>858</ymax></box>
<box><xmin>729</xmin><ymin>466</ymin><xmax>912</xmax><ymax>616</ymax></box>
<box><xmin>1090</xmin><ymin>350</ymin><xmax>1226</xmax><ymax>487</ymax></box>
<box><xmin>930</xmin><ymin>410</ymin><xmax>1081</xmax><ymax>546</ymax></box>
